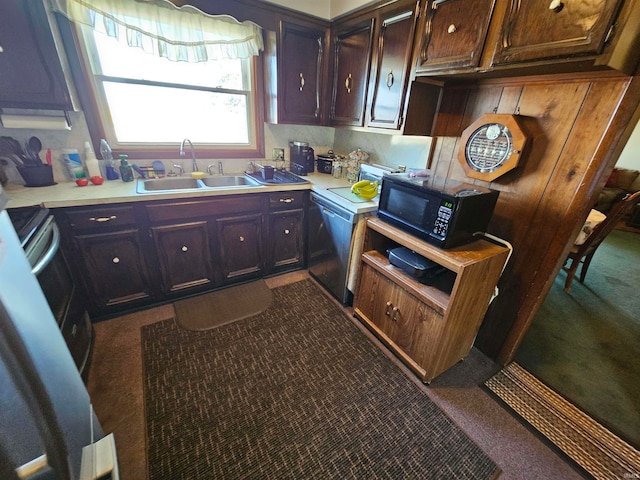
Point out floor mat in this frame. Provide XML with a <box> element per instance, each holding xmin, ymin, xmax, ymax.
<box><xmin>174</xmin><ymin>279</ymin><xmax>272</xmax><ymax>331</ymax></box>
<box><xmin>485</xmin><ymin>362</ymin><xmax>640</xmax><ymax>479</ymax></box>
<box><xmin>142</xmin><ymin>279</ymin><xmax>500</xmax><ymax>480</ymax></box>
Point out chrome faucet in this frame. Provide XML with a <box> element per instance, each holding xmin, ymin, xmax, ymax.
<box><xmin>179</xmin><ymin>138</ymin><xmax>198</xmax><ymax>172</ymax></box>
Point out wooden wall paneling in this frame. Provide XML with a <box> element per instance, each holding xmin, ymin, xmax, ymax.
<box><xmin>497</xmin><ymin>76</ymin><xmax>638</xmax><ymax>363</ymax></box>
<box><xmin>475</xmin><ymin>80</ymin><xmax>595</xmax><ymax>356</ymax></box>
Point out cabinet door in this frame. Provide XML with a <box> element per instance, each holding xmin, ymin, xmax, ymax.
<box><xmin>416</xmin><ymin>0</ymin><xmax>495</xmax><ymax>74</ymax></box>
<box><xmin>492</xmin><ymin>0</ymin><xmax>623</xmax><ymax>65</ymax></box>
<box><xmin>355</xmin><ymin>263</ymin><xmax>441</xmax><ymax>370</ymax></box>
<box><xmin>73</xmin><ymin>229</ymin><xmax>153</xmax><ymax>310</ymax></box>
<box><xmin>150</xmin><ymin>221</ymin><xmax>214</xmax><ymax>294</ymax></box>
<box><xmin>268</xmin><ymin>210</ymin><xmax>305</xmax><ymax>273</ymax></box>
<box><xmin>367</xmin><ymin>2</ymin><xmax>420</xmax><ymax>129</ymax></box>
<box><xmin>216</xmin><ymin>213</ymin><xmax>264</xmax><ymax>282</ymax></box>
<box><xmin>0</xmin><ymin>0</ymin><xmax>72</xmax><ymax>109</ymax></box>
<box><xmin>330</xmin><ymin>19</ymin><xmax>374</xmax><ymax>127</ymax></box>
<box><xmin>278</xmin><ymin>21</ymin><xmax>326</xmax><ymax>125</ymax></box>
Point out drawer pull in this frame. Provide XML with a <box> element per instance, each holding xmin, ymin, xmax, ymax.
<box><xmin>299</xmin><ymin>72</ymin><xmax>305</xmax><ymax>92</ymax></box>
<box><xmin>447</xmin><ymin>24</ymin><xmax>457</xmax><ymax>34</ymax></box>
<box><xmin>345</xmin><ymin>73</ymin><xmax>352</xmax><ymax>93</ymax></box>
<box><xmin>392</xmin><ymin>306</ymin><xmax>400</xmax><ymax>322</ymax></box>
<box><xmin>284</xmin><ymin>229</ymin><xmax>290</xmax><ymax>235</ymax></box>
<box><xmin>112</xmin><ymin>256</ymin><xmax>120</xmax><ymax>264</ymax></box>
<box><xmin>181</xmin><ymin>245</ymin><xmax>188</xmax><ymax>252</ymax></box>
<box><xmin>239</xmin><ymin>236</ymin><xmax>245</xmax><ymax>242</ymax></box>
<box><xmin>279</xmin><ymin>198</ymin><xmax>294</xmax><ymax>203</ymax></box>
<box><xmin>71</xmin><ymin>324</ymin><xmax>77</xmax><ymax>337</ymax></box>
<box><xmin>385</xmin><ymin>301</ymin><xmax>393</xmax><ymax>316</ymax></box>
<box><xmin>89</xmin><ymin>215</ymin><xmax>117</xmax><ymax>222</ymax></box>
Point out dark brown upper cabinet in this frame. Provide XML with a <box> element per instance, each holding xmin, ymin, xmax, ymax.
<box><xmin>0</xmin><ymin>0</ymin><xmax>73</xmax><ymax>109</ymax></box>
<box><xmin>415</xmin><ymin>0</ymin><xmax>496</xmax><ymax>74</ymax></box>
<box><xmin>265</xmin><ymin>20</ymin><xmax>329</xmax><ymax>125</ymax></box>
<box><xmin>492</xmin><ymin>0</ymin><xmax>625</xmax><ymax>66</ymax></box>
<box><xmin>329</xmin><ymin>18</ymin><xmax>375</xmax><ymax>127</ymax></box>
<box><xmin>367</xmin><ymin>1</ymin><xmax>421</xmax><ymax>130</ymax></box>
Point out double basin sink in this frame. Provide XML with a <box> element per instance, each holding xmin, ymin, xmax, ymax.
<box><xmin>136</xmin><ymin>175</ymin><xmax>262</xmax><ymax>194</ymax></box>
<box><xmin>136</xmin><ymin>170</ymin><xmax>310</xmax><ymax>194</ymax></box>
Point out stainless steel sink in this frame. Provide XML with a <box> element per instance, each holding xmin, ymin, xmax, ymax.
<box><xmin>139</xmin><ymin>177</ymin><xmax>202</xmax><ymax>191</ymax></box>
<box><xmin>201</xmin><ymin>176</ymin><xmax>261</xmax><ymax>187</ymax></box>
<box><xmin>136</xmin><ymin>175</ymin><xmax>262</xmax><ymax>194</ymax></box>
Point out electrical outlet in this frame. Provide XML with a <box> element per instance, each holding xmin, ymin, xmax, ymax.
<box><xmin>272</xmin><ymin>148</ymin><xmax>284</xmax><ymax>162</ymax></box>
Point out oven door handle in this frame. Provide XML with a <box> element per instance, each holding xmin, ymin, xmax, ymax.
<box><xmin>31</xmin><ymin>222</ymin><xmax>60</xmax><ymax>276</ymax></box>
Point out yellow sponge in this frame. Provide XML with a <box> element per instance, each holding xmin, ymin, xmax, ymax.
<box><xmin>191</xmin><ymin>171</ymin><xmax>206</xmax><ymax>179</ymax></box>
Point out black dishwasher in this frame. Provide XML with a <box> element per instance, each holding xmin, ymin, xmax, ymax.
<box><xmin>308</xmin><ymin>193</ymin><xmax>371</xmax><ymax>305</ymax></box>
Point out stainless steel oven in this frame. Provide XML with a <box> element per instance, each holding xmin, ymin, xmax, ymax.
<box><xmin>8</xmin><ymin>207</ymin><xmax>93</xmax><ymax>379</ymax></box>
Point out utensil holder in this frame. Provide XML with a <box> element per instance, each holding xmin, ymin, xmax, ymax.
<box><xmin>17</xmin><ymin>165</ymin><xmax>55</xmax><ymax>187</ymax></box>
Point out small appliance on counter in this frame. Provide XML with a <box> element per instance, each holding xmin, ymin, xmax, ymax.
<box><xmin>289</xmin><ymin>141</ymin><xmax>314</xmax><ymax>175</ymax></box>
<box><xmin>316</xmin><ymin>150</ymin><xmax>336</xmax><ymax>174</ymax></box>
<box><xmin>377</xmin><ymin>174</ymin><xmax>500</xmax><ymax>249</ymax></box>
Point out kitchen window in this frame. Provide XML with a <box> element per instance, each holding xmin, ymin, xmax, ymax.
<box><xmin>56</xmin><ymin>0</ymin><xmax>265</xmax><ymax>159</ymax></box>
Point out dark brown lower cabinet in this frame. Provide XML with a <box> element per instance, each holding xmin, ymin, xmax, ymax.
<box><xmin>150</xmin><ymin>221</ymin><xmax>214</xmax><ymax>294</ymax></box>
<box><xmin>72</xmin><ymin>229</ymin><xmax>154</xmax><ymax>310</ymax></box>
<box><xmin>268</xmin><ymin>209</ymin><xmax>305</xmax><ymax>273</ymax></box>
<box><xmin>56</xmin><ymin>191</ymin><xmax>307</xmax><ymax>318</ymax></box>
<box><xmin>216</xmin><ymin>213</ymin><xmax>264</xmax><ymax>282</ymax></box>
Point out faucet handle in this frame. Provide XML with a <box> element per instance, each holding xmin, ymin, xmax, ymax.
<box><xmin>218</xmin><ymin>161</ymin><xmax>224</xmax><ymax>175</ymax></box>
<box><xmin>172</xmin><ymin>164</ymin><xmax>184</xmax><ymax>176</ymax></box>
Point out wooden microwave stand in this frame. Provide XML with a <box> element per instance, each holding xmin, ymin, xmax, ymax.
<box><xmin>353</xmin><ymin>217</ymin><xmax>509</xmax><ymax>383</ymax></box>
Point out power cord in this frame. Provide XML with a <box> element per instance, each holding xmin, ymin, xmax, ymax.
<box><xmin>473</xmin><ymin>231</ymin><xmax>513</xmax><ymax>304</ymax></box>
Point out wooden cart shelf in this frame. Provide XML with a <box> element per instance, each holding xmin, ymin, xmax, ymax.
<box><xmin>353</xmin><ymin>217</ymin><xmax>509</xmax><ymax>383</ymax></box>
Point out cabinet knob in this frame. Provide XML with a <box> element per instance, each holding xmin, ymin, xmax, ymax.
<box><xmin>181</xmin><ymin>245</ymin><xmax>188</xmax><ymax>252</ymax></box>
<box><xmin>385</xmin><ymin>301</ymin><xmax>393</xmax><ymax>316</ymax></box>
<box><xmin>112</xmin><ymin>256</ymin><xmax>120</xmax><ymax>264</ymax></box>
<box><xmin>386</xmin><ymin>70</ymin><xmax>394</xmax><ymax>90</ymax></box>
<box><xmin>284</xmin><ymin>229</ymin><xmax>290</xmax><ymax>235</ymax></box>
<box><xmin>447</xmin><ymin>24</ymin><xmax>457</xmax><ymax>34</ymax></box>
<box><xmin>548</xmin><ymin>0</ymin><xmax>564</xmax><ymax>12</ymax></box>
<box><xmin>239</xmin><ymin>236</ymin><xmax>245</xmax><ymax>242</ymax></box>
<box><xmin>345</xmin><ymin>73</ymin><xmax>352</xmax><ymax>94</ymax></box>
<box><xmin>392</xmin><ymin>306</ymin><xmax>400</xmax><ymax>322</ymax></box>
<box><xmin>89</xmin><ymin>215</ymin><xmax>117</xmax><ymax>222</ymax></box>
<box><xmin>0</xmin><ymin>46</ymin><xmax>4</xmax><ymax>53</ymax></box>
<box><xmin>299</xmin><ymin>73</ymin><xmax>305</xmax><ymax>92</ymax></box>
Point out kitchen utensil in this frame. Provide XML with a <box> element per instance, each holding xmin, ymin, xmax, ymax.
<box><xmin>46</xmin><ymin>149</ymin><xmax>52</xmax><ymax>166</ymax></box>
<box><xmin>28</xmin><ymin>136</ymin><xmax>42</xmax><ymax>163</ymax></box>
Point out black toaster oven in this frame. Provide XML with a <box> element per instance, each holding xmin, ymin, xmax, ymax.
<box><xmin>377</xmin><ymin>174</ymin><xmax>499</xmax><ymax>249</ymax></box>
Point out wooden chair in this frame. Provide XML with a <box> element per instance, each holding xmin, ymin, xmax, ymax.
<box><xmin>563</xmin><ymin>191</ymin><xmax>640</xmax><ymax>292</ymax></box>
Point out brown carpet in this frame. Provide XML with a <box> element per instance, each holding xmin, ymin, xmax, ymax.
<box><xmin>142</xmin><ymin>279</ymin><xmax>500</xmax><ymax>479</ymax></box>
<box><xmin>174</xmin><ymin>279</ymin><xmax>272</xmax><ymax>331</ymax></box>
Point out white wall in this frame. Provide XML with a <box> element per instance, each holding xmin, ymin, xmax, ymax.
<box><xmin>616</xmin><ymin>120</ymin><xmax>640</xmax><ymax>170</ymax></box>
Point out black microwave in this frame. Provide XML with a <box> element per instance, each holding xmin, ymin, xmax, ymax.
<box><xmin>377</xmin><ymin>174</ymin><xmax>499</xmax><ymax>249</ymax></box>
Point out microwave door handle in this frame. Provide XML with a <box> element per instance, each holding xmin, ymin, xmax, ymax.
<box><xmin>31</xmin><ymin>223</ymin><xmax>60</xmax><ymax>276</ymax></box>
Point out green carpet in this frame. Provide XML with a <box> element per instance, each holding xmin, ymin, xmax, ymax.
<box><xmin>516</xmin><ymin>229</ymin><xmax>640</xmax><ymax>448</ymax></box>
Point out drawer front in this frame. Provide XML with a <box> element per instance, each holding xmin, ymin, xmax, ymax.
<box><xmin>65</xmin><ymin>205</ymin><xmax>137</xmax><ymax>231</ymax></box>
<box><xmin>268</xmin><ymin>191</ymin><xmax>306</xmax><ymax>210</ymax></box>
<box><xmin>146</xmin><ymin>195</ymin><xmax>262</xmax><ymax>222</ymax></box>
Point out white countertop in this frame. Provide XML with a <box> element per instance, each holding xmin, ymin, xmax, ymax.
<box><xmin>3</xmin><ymin>171</ymin><xmax>379</xmax><ymax>215</ymax></box>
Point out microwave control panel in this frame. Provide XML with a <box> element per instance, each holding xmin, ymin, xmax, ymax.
<box><xmin>433</xmin><ymin>202</ymin><xmax>453</xmax><ymax>237</ymax></box>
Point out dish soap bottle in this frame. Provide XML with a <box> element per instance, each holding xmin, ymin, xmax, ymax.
<box><xmin>100</xmin><ymin>138</ymin><xmax>119</xmax><ymax>180</ymax></box>
<box><xmin>119</xmin><ymin>154</ymin><xmax>134</xmax><ymax>182</ymax></box>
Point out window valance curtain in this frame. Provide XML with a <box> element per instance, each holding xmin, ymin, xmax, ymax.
<box><xmin>51</xmin><ymin>0</ymin><xmax>264</xmax><ymax>62</ymax></box>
